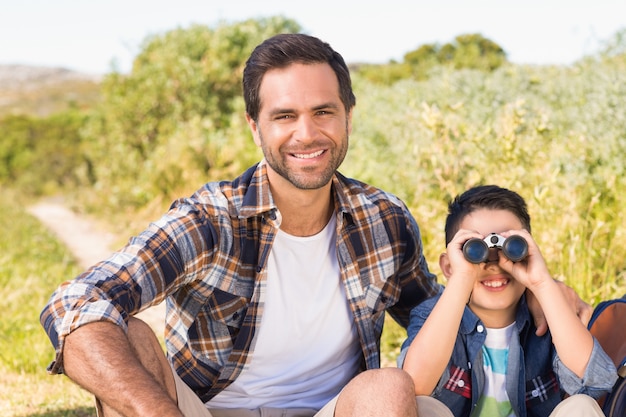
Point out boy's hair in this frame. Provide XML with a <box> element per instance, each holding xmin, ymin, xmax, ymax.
<box><xmin>445</xmin><ymin>185</ymin><xmax>531</xmax><ymax>245</ymax></box>
<box><xmin>242</xmin><ymin>33</ymin><xmax>356</xmax><ymax>122</ymax></box>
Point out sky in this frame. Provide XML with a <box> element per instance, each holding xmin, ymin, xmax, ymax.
<box><xmin>1</xmin><ymin>0</ymin><xmax>625</xmax><ymax>75</ymax></box>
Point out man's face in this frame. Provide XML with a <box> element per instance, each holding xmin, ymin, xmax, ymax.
<box><xmin>246</xmin><ymin>62</ymin><xmax>352</xmax><ymax>191</ymax></box>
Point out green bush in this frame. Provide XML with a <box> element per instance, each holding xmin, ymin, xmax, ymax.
<box><xmin>346</xmin><ymin>56</ymin><xmax>626</xmax><ymax>304</ymax></box>
<box><xmin>0</xmin><ymin>111</ymin><xmax>92</xmax><ymax>195</ymax></box>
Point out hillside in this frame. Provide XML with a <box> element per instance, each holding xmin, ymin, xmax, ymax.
<box><xmin>0</xmin><ymin>64</ymin><xmax>101</xmax><ymax>116</ymax></box>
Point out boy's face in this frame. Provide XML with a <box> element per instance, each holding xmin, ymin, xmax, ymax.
<box><xmin>443</xmin><ymin>208</ymin><xmax>528</xmax><ymax>327</ymax></box>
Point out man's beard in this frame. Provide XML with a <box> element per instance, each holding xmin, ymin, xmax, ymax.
<box><xmin>259</xmin><ymin>128</ymin><xmax>349</xmax><ymax>190</ymax></box>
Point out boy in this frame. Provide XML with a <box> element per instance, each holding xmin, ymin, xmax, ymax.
<box><xmin>399</xmin><ymin>185</ymin><xmax>617</xmax><ymax>417</ymax></box>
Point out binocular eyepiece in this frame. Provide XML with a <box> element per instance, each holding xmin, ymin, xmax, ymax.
<box><xmin>462</xmin><ymin>233</ymin><xmax>528</xmax><ymax>264</ymax></box>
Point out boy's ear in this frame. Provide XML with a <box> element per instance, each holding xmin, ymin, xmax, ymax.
<box><xmin>439</xmin><ymin>253</ymin><xmax>453</xmax><ymax>279</ymax></box>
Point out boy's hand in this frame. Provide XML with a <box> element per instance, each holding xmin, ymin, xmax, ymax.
<box><xmin>497</xmin><ymin>230</ymin><xmax>552</xmax><ymax>291</ymax></box>
<box><xmin>497</xmin><ymin>230</ymin><xmax>593</xmax><ymax>335</ymax></box>
<box><xmin>443</xmin><ymin>229</ymin><xmax>485</xmax><ymax>295</ymax></box>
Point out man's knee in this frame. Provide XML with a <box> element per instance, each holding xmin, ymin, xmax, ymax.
<box><xmin>551</xmin><ymin>394</ymin><xmax>604</xmax><ymax>417</ymax></box>
<box><xmin>127</xmin><ymin>316</ymin><xmax>159</xmax><ymax>340</ymax></box>
<box><xmin>127</xmin><ymin>317</ymin><xmax>176</xmax><ymax>399</ymax></box>
<box><xmin>350</xmin><ymin>368</ymin><xmax>415</xmax><ymax>391</ymax></box>
<box><xmin>127</xmin><ymin>317</ymin><xmax>164</xmax><ymax>356</ymax></box>
<box><xmin>335</xmin><ymin>368</ymin><xmax>417</xmax><ymax>417</ymax></box>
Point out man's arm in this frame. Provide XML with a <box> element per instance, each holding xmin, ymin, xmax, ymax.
<box><xmin>525</xmin><ymin>278</ymin><xmax>593</xmax><ymax>336</ymax></box>
<box><xmin>63</xmin><ymin>321</ymin><xmax>183</xmax><ymax>417</ymax></box>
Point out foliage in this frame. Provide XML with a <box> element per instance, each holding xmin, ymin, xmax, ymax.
<box><xmin>346</xmin><ymin>56</ymin><xmax>626</xmax><ymax>306</ymax></box>
<box><xmin>353</xmin><ymin>61</ymin><xmax>414</xmax><ymax>85</ymax></box>
<box><xmin>0</xmin><ymin>111</ymin><xmax>91</xmax><ymax>195</ymax></box>
<box><xmin>81</xmin><ymin>17</ymin><xmax>298</xmax><ymax>211</ymax></box>
<box><xmin>599</xmin><ymin>27</ymin><xmax>626</xmax><ymax>58</ymax></box>
<box><xmin>359</xmin><ymin>33</ymin><xmax>508</xmax><ymax>84</ymax></box>
<box><xmin>435</xmin><ymin>33</ymin><xmax>507</xmax><ymax>71</ymax></box>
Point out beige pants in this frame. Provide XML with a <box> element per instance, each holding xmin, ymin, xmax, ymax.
<box><xmin>173</xmin><ymin>370</ymin><xmax>338</xmax><ymax>417</ymax></box>
<box><xmin>414</xmin><ymin>393</ymin><xmax>605</xmax><ymax>417</ymax></box>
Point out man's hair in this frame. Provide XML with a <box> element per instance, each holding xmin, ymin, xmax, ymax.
<box><xmin>242</xmin><ymin>33</ymin><xmax>356</xmax><ymax>121</ymax></box>
<box><xmin>445</xmin><ymin>185</ymin><xmax>531</xmax><ymax>245</ymax></box>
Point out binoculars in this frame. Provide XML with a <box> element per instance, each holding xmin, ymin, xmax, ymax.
<box><xmin>462</xmin><ymin>233</ymin><xmax>528</xmax><ymax>264</ymax></box>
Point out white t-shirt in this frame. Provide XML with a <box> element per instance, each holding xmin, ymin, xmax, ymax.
<box><xmin>207</xmin><ymin>216</ymin><xmax>360</xmax><ymax>409</ymax></box>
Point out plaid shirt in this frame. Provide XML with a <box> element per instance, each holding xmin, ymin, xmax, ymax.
<box><xmin>41</xmin><ymin>161</ymin><xmax>439</xmax><ymax>402</ymax></box>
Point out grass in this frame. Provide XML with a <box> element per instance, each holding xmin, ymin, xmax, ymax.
<box><xmin>0</xmin><ymin>370</ymin><xmax>94</xmax><ymax>417</ymax></box>
<box><xmin>0</xmin><ymin>189</ymin><xmax>95</xmax><ymax>416</ymax></box>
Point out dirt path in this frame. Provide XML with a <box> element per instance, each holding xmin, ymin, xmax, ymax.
<box><xmin>27</xmin><ymin>201</ymin><xmax>165</xmax><ymax>336</ymax></box>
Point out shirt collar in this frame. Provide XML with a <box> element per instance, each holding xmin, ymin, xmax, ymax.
<box><xmin>238</xmin><ymin>159</ymin><xmax>277</xmax><ymax>219</ymax></box>
<box><xmin>238</xmin><ymin>160</ymin><xmax>355</xmax><ymax>227</ymax></box>
<box><xmin>459</xmin><ymin>294</ymin><xmax>532</xmax><ymax>335</ymax></box>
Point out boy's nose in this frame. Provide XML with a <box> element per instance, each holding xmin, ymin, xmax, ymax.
<box><xmin>485</xmin><ymin>248</ymin><xmax>500</xmax><ymax>264</ymax></box>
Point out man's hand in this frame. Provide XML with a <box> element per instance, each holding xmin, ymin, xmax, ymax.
<box><xmin>526</xmin><ymin>281</ymin><xmax>593</xmax><ymax>336</ymax></box>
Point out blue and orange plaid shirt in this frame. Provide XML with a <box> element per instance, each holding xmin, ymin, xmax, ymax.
<box><xmin>41</xmin><ymin>160</ymin><xmax>440</xmax><ymax>402</ymax></box>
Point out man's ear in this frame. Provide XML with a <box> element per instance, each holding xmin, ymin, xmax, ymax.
<box><xmin>246</xmin><ymin>114</ymin><xmax>262</xmax><ymax>147</ymax></box>
<box><xmin>347</xmin><ymin>108</ymin><xmax>353</xmax><ymax>136</ymax></box>
<box><xmin>439</xmin><ymin>252</ymin><xmax>453</xmax><ymax>279</ymax></box>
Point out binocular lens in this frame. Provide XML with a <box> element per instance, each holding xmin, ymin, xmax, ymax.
<box><xmin>501</xmin><ymin>235</ymin><xmax>528</xmax><ymax>262</ymax></box>
<box><xmin>462</xmin><ymin>239</ymin><xmax>489</xmax><ymax>264</ymax></box>
<box><xmin>462</xmin><ymin>234</ymin><xmax>528</xmax><ymax>264</ymax></box>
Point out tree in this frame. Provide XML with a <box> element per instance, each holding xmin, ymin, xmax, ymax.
<box><xmin>447</xmin><ymin>33</ymin><xmax>507</xmax><ymax>71</ymax></box>
<box><xmin>402</xmin><ymin>33</ymin><xmax>507</xmax><ymax>78</ymax></box>
<box><xmin>83</xmin><ymin>16</ymin><xmax>300</xmax><ymax>208</ymax></box>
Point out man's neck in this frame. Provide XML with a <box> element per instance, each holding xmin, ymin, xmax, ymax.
<box><xmin>271</xmin><ymin>184</ymin><xmax>334</xmax><ymax>237</ymax></box>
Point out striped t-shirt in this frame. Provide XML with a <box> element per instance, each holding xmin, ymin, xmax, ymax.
<box><xmin>472</xmin><ymin>322</ymin><xmax>516</xmax><ymax>417</ymax></box>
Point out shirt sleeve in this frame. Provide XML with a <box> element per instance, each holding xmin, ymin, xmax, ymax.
<box><xmin>555</xmin><ymin>337</ymin><xmax>618</xmax><ymax>398</ymax></box>
<box><xmin>39</xmin><ymin>202</ymin><xmax>215</xmax><ymax>374</ymax></box>
<box><xmin>386</xmin><ymin>205</ymin><xmax>442</xmax><ymax>329</ymax></box>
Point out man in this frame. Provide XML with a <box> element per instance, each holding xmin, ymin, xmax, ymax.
<box><xmin>40</xmin><ymin>34</ymin><xmax>589</xmax><ymax>417</ymax></box>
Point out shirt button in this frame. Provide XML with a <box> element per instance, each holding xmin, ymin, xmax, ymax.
<box><xmin>477</xmin><ymin>325</ymin><xmax>484</xmax><ymax>333</ymax></box>
<box><xmin>457</xmin><ymin>380</ymin><xmax>465</xmax><ymax>388</ymax></box>
<box><xmin>532</xmin><ymin>389</ymin><xmax>539</xmax><ymax>397</ymax></box>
